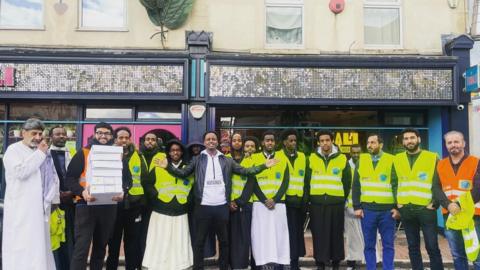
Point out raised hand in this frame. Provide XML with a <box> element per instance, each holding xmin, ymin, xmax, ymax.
<box><xmin>265</xmin><ymin>159</ymin><xmax>279</xmax><ymax>168</ymax></box>
<box><xmin>153</xmin><ymin>157</ymin><xmax>168</xmax><ymax>169</ymax></box>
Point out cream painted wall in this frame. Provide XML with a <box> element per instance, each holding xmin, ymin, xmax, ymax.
<box><xmin>0</xmin><ymin>0</ymin><xmax>468</xmax><ymax>54</ymax></box>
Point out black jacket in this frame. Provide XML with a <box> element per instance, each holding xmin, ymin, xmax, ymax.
<box><xmin>167</xmin><ymin>151</ymin><xmax>267</xmax><ymax>204</ymax></box>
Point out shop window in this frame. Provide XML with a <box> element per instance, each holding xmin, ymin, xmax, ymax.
<box><xmin>9</xmin><ymin>103</ymin><xmax>77</xmax><ymax>121</ymax></box>
<box><xmin>364</xmin><ymin>0</ymin><xmax>401</xmax><ymax>47</ymax></box>
<box><xmin>137</xmin><ymin>105</ymin><xmax>182</xmax><ymax>120</ymax></box>
<box><xmin>85</xmin><ymin>107</ymin><xmax>133</xmax><ymax>120</ymax></box>
<box><xmin>7</xmin><ymin>123</ymin><xmax>77</xmax><ymax>150</ymax></box>
<box><xmin>217</xmin><ymin>108</ymin><xmax>379</xmax><ymax>127</ymax></box>
<box><xmin>384</xmin><ymin>112</ymin><xmax>425</xmax><ymax>126</ymax></box>
<box><xmin>0</xmin><ymin>103</ymin><xmax>5</xmax><ymax>119</ymax></box>
<box><xmin>0</xmin><ymin>0</ymin><xmax>44</xmax><ymax>29</ymax></box>
<box><xmin>265</xmin><ymin>0</ymin><xmax>303</xmax><ymax>48</ymax></box>
<box><xmin>79</xmin><ymin>0</ymin><xmax>127</xmax><ymax>30</ymax></box>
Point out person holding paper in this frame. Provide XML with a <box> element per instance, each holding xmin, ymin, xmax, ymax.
<box><xmin>66</xmin><ymin>122</ymin><xmax>123</xmax><ymax>270</ymax></box>
<box><xmin>143</xmin><ymin>139</ymin><xmax>194</xmax><ymax>269</ymax></box>
<box><xmin>2</xmin><ymin>118</ymin><xmax>56</xmax><ymax>270</ymax></box>
<box><xmin>156</xmin><ymin>131</ymin><xmax>278</xmax><ymax>270</ymax></box>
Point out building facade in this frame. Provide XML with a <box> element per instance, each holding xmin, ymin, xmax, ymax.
<box><xmin>0</xmin><ymin>0</ymin><xmax>473</xmax><ymax>188</ymax></box>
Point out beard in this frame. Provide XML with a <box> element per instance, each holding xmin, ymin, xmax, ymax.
<box><xmin>405</xmin><ymin>143</ymin><xmax>420</xmax><ymax>152</ymax></box>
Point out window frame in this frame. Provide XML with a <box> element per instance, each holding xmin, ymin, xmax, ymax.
<box><xmin>264</xmin><ymin>0</ymin><xmax>305</xmax><ymax>49</ymax></box>
<box><xmin>84</xmin><ymin>106</ymin><xmax>134</xmax><ymax>121</ymax></box>
<box><xmin>77</xmin><ymin>0</ymin><xmax>128</xmax><ymax>32</ymax></box>
<box><xmin>363</xmin><ymin>0</ymin><xmax>403</xmax><ymax>49</ymax></box>
<box><xmin>0</xmin><ymin>0</ymin><xmax>45</xmax><ymax>30</ymax></box>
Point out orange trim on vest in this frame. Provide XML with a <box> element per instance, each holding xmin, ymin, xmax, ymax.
<box><xmin>437</xmin><ymin>155</ymin><xmax>480</xmax><ymax>215</ymax></box>
<box><xmin>75</xmin><ymin>148</ymin><xmax>90</xmax><ymax>202</ymax></box>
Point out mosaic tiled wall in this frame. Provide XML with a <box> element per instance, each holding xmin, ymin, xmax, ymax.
<box><xmin>209</xmin><ymin>65</ymin><xmax>453</xmax><ymax>100</ymax></box>
<box><xmin>0</xmin><ymin>63</ymin><xmax>184</xmax><ymax>93</ymax></box>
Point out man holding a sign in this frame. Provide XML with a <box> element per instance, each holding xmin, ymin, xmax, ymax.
<box><xmin>66</xmin><ymin>122</ymin><xmax>124</xmax><ymax>270</ymax></box>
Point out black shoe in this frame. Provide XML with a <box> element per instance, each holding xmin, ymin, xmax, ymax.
<box><xmin>332</xmin><ymin>261</ymin><xmax>340</xmax><ymax>270</ymax></box>
<box><xmin>346</xmin><ymin>260</ymin><xmax>356</xmax><ymax>270</ymax></box>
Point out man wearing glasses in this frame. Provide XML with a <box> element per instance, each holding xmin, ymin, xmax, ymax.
<box><xmin>66</xmin><ymin>122</ymin><xmax>123</xmax><ymax>270</ymax></box>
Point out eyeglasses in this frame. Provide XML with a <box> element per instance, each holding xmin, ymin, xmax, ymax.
<box><xmin>95</xmin><ymin>131</ymin><xmax>112</xmax><ymax>137</ymax></box>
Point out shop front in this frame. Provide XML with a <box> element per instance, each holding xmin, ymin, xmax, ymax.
<box><xmin>204</xmin><ymin>36</ymin><xmax>472</xmax><ymax>158</ymax></box>
<box><xmin>0</xmin><ymin>49</ymin><xmax>190</xmax><ymax>196</ymax></box>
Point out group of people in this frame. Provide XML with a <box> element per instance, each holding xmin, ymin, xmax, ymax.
<box><xmin>2</xmin><ymin>118</ymin><xmax>480</xmax><ymax>270</ymax></box>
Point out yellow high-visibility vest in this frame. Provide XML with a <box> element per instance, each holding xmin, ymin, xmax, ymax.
<box><xmin>154</xmin><ymin>164</ymin><xmax>193</xmax><ymax>204</ymax></box>
<box><xmin>276</xmin><ymin>150</ymin><xmax>306</xmax><ymax>197</ymax></box>
<box><xmin>308</xmin><ymin>153</ymin><xmax>347</xmax><ymax>197</ymax></box>
<box><xmin>394</xmin><ymin>151</ymin><xmax>437</xmax><ymax>206</ymax></box>
<box><xmin>50</xmin><ymin>208</ymin><xmax>65</xmax><ymax>251</ymax></box>
<box><xmin>252</xmin><ymin>153</ymin><xmax>287</xmax><ymax>201</ymax></box>
<box><xmin>128</xmin><ymin>151</ymin><xmax>144</xmax><ymax>196</ymax></box>
<box><xmin>141</xmin><ymin>152</ymin><xmax>167</xmax><ymax>172</ymax></box>
<box><xmin>228</xmin><ymin>155</ymin><xmax>255</xmax><ymax>202</ymax></box>
<box><xmin>358</xmin><ymin>153</ymin><xmax>395</xmax><ymax>204</ymax></box>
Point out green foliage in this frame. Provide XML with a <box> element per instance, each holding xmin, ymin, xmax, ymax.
<box><xmin>139</xmin><ymin>0</ymin><xmax>194</xmax><ymax>30</ymax></box>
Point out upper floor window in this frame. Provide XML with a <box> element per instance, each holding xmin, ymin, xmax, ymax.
<box><xmin>265</xmin><ymin>0</ymin><xmax>303</xmax><ymax>48</ymax></box>
<box><xmin>364</xmin><ymin>0</ymin><xmax>401</xmax><ymax>47</ymax></box>
<box><xmin>0</xmin><ymin>0</ymin><xmax>44</xmax><ymax>29</ymax></box>
<box><xmin>79</xmin><ymin>0</ymin><xmax>127</xmax><ymax>30</ymax></box>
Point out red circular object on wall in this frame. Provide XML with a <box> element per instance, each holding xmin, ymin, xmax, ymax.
<box><xmin>329</xmin><ymin>0</ymin><xmax>345</xmax><ymax>14</ymax></box>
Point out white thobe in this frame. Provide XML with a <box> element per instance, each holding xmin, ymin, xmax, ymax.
<box><xmin>2</xmin><ymin>142</ymin><xmax>56</xmax><ymax>270</ymax></box>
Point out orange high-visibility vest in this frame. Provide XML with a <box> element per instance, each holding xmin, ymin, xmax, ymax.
<box><xmin>75</xmin><ymin>148</ymin><xmax>90</xmax><ymax>201</ymax></box>
<box><xmin>437</xmin><ymin>155</ymin><xmax>480</xmax><ymax>215</ymax></box>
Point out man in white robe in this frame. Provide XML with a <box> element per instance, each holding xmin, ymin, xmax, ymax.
<box><xmin>2</xmin><ymin>118</ymin><xmax>56</xmax><ymax>270</ymax></box>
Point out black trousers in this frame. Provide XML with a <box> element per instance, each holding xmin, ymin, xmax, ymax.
<box><xmin>189</xmin><ymin>210</ymin><xmax>217</xmax><ymax>258</ymax></box>
<box><xmin>310</xmin><ymin>203</ymin><xmax>345</xmax><ymax>264</ymax></box>
<box><xmin>70</xmin><ymin>204</ymin><xmax>117</xmax><ymax>270</ymax></box>
<box><xmin>229</xmin><ymin>203</ymin><xmax>253</xmax><ymax>269</ymax></box>
<box><xmin>193</xmin><ymin>204</ymin><xmax>229</xmax><ymax>270</ymax></box>
<box><xmin>53</xmin><ymin>203</ymin><xmax>76</xmax><ymax>270</ymax></box>
<box><xmin>106</xmin><ymin>202</ymin><xmax>144</xmax><ymax>270</ymax></box>
<box><xmin>286</xmin><ymin>206</ymin><xmax>306</xmax><ymax>269</ymax></box>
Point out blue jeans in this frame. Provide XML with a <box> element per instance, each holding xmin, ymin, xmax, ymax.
<box><xmin>399</xmin><ymin>206</ymin><xmax>444</xmax><ymax>270</ymax></box>
<box><xmin>361</xmin><ymin>209</ymin><xmax>395</xmax><ymax>270</ymax></box>
<box><xmin>445</xmin><ymin>216</ymin><xmax>480</xmax><ymax>270</ymax></box>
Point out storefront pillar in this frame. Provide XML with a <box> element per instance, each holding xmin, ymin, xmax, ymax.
<box><xmin>185</xmin><ymin>31</ymin><xmax>212</xmax><ymax>142</ymax></box>
<box><xmin>445</xmin><ymin>35</ymin><xmax>474</xmax><ymax>149</ymax></box>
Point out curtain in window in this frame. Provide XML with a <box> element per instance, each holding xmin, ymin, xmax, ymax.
<box><xmin>364</xmin><ymin>7</ymin><xmax>400</xmax><ymax>45</ymax></box>
<box><xmin>266</xmin><ymin>6</ymin><xmax>302</xmax><ymax>45</ymax></box>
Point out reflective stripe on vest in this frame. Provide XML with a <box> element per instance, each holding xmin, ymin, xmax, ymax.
<box><xmin>276</xmin><ymin>150</ymin><xmax>306</xmax><ymax>197</ymax></box>
<box><xmin>231</xmin><ymin>156</ymin><xmax>255</xmax><ymax>202</ymax></box>
<box><xmin>252</xmin><ymin>153</ymin><xmax>287</xmax><ymax>201</ymax></box>
<box><xmin>438</xmin><ymin>155</ymin><xmax>480</xmax><ymax>215</ymax></box>
<box><xmin>394</xmin><ymin>150</ymin><xmax>437</xmax><ymax>206</ymax></box>
<box><xmin>463</xmin><ymin>224</ymin><xmax>480</xmax><ymax>261</ymax></box>
<box><xmin>358</xmin><ymin>153</ymin><xmax>395</xmax><ymax>204</ymax></box>
<box><xmin>128</xmin><ymin>151</ymin><xmax>144</xmax><ymax>196</ymax></box>
<box><xmin>308</xmin><ymin>153</ymin><xmax>347</xmax><ymax>197</ymax></box>
<box><xmin>154</xmin><ymin>164</ymin><xmax>193</xmax><ymax>204</ymax></box>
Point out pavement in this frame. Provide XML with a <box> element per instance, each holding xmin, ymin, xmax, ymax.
<box><xmin>106</xmin><ymin>229</ymin><xmax>455</xmax><ymax>269</ymax></box>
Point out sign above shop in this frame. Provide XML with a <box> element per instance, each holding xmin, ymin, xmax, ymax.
<box><xmin>190</xmin><ymin>105</ymin><xmax>206</xmax><ymax>119</ymax></box>
<box><xmin>0</xmin><ymin>67</ymin><xmax>15</xmax><ymax>87</ymax></box>
<box><xmin>465</xmin><ymin>65</ymin><xmax>480</xmax><ymax>93</ymax></box>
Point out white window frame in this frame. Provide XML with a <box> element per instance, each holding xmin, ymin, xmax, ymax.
<box><xmin>77</xmin><ymin>0</ymin><xmax>128</xmax><ymax>32</ymax></box>
<box><xmin>265</xmin><ymin>0</ymin><xmax>304</xmax><ymax>49</ymax></box>
<box><xmin>0</xmin><ymin>0</ymin><xmax>45</xmax><ymax>30</ymax></box>
<box><xmin>363</xmin><ymin>0</ymin><xmax>403</xmax><ymax>49</ymax></box>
